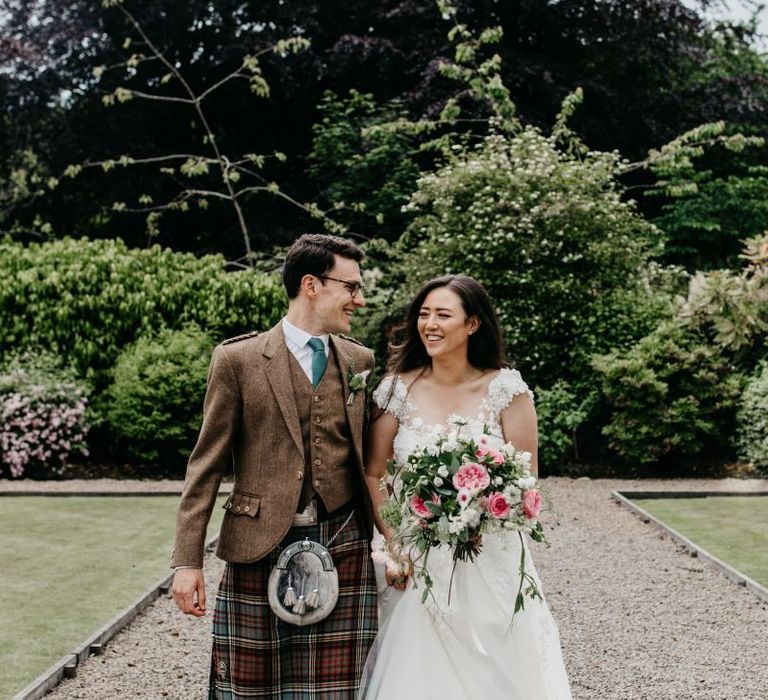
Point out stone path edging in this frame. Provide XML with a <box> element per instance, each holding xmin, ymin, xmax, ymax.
<box><xmin>612</xmin><ymin>490</ymin><xmax>768</xmax><ymax>605</ymax></box>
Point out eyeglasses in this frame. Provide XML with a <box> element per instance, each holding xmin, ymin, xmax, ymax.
<box><xmin>315</xmin><ymin>274</ymin><xmax>365</xmax><ymax>299</ymax></box>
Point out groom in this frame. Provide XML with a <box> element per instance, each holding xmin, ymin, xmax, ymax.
<box><xmin>171</xmin><ymin>233</ymin><xmax>377</xmax><ymax>698</ymax></box>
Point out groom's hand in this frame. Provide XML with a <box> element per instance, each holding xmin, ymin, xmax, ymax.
<box><xmin>172</xmin><ymin>568</ymin><xmax>207</xmax><ymax>616</ymax></box>
<box><xmin>385</xmin><ymin>556</ymin><xmax>413</xmax><ymax>591</ymax></box>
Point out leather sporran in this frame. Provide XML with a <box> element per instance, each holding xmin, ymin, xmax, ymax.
<box><xmin>267</xmin><ymin>538</ymin><xmax>339</xmax><ymax>626</ymax></box>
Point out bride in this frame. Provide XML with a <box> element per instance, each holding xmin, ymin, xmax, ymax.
<box><xmin>359</xmin><ymin>275</ymin><xmax>572</xmax><ymax>699</ymax></box>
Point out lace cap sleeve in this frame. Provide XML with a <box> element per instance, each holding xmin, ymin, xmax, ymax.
<box><xmin>486</xmin><ymin>368</ymin><xmax>534</xmax><ymax>416</ymax></box>
<box><xmin>372</xmin><ymin>375</ymin><xmax>411</xmax><ymax>421</ymax></box>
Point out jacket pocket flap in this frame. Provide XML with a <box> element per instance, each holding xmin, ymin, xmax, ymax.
<box><xmin>223</xmin><ymin>492</ymin><xmax>260</xmax><ymax>517</ymax></box>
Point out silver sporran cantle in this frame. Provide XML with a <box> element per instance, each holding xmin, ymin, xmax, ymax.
<box><xmin>267</xmin><ymin>538</ymin><xmax>339</xmax><ymax>626</ymax></box>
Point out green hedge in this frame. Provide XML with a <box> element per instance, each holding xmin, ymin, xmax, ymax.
<box><xmin>0</xmin><ymin>237</ymin><xmax>286</xmax><ymax>387</ymax></box>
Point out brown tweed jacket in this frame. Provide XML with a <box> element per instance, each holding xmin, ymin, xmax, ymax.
<box><xmin>171</xmin><ymin>322</ymin><xmax>375</xmax><ymax>568</ymax></box>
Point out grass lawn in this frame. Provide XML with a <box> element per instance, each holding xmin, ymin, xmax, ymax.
<box><xmin>0</xmin><ymin>495</ymin><xmax>225</xmax><ymax>699</ymax></box>
<box><xmin>634</xmin><ymin>496</ymin><xmax>768</xmax><ymax>588</ymax></box>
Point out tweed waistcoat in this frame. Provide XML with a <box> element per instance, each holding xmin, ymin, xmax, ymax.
<box><xmin>287</xmin><ymin>344</ymin><xmax>356</xmax><ymax>513</ymax></box>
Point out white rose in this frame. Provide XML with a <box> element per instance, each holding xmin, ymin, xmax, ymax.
<box><xmin>493</xmin><ymin>476</ymin><xmax>503</xmax><ymax>486</ymax></box>
<box><xmin>501</xmin><ymin>443</ymin><xmax>516</xmax><ymax>459</ymax></box>
<box><xmin>433</xmin><ymin>476</ymin><xmax>444</xmax><ymax>487</ymax></box>
<box><xmin>437</xmin><ymin>465</ymin><xmax>449</xmax><ymax>478</ymax></box>
<box><xmin>517</xmin><ymin>451</ymin><xmax>532</xmax><ymax>464</ymax></box>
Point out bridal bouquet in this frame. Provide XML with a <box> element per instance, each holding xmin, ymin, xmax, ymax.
<box><xmin>374</xmin><ymin>419</ymin><xmax>547</xmax><ymax>616</ymax></box>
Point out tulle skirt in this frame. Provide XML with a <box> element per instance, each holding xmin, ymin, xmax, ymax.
<box><xmin>358</xmin><ymin>533</ymin><xmax>572</xmax><ymax>700</ymax></box>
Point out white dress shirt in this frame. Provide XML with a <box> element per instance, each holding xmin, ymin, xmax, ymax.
<box><xmin>282</xmin><ymin>318</ymin><xmax>330</xmax><ymax>383</ymax></box>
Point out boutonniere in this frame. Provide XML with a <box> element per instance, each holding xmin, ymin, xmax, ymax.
<box><xmin>347</xmin><ymin>368</ymin><xmax>371</xmax><ymax>406</ymax></box>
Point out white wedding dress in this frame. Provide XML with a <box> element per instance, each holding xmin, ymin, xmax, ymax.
<box><xmin>359</xmin><ymin>369</ymin><xmax>572</xmax><ymax>700</ymax></box>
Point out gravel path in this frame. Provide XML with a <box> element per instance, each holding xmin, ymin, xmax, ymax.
<box><xmin>6</xmin><ymin>476</ymin><xmax>768</xmax><ymax>700</ymax></box>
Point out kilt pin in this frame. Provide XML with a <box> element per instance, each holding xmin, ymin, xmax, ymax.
<box><xmin>172</xmin><ymin>322</ymin><xmax>378</xmax><ymax>699</ymax></box>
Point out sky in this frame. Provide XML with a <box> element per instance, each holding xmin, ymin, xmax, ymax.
<box><xmin>683</xmin><ymin>0</ymin><xmax>768</xmax><ymax>41</ymax></box>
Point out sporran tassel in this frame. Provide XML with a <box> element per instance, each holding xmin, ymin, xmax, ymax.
<box><xmin>293</xmin><ymin>596</ymin><xmax>306</xmax><ymax>615</ymax></box>
<box><xmin>305</xmin><ymin>574</ymin><xmax>320</xmax><ymax>609</ymax></box>
<box><xmin>283</xmin><ymin>573</ymin><xmax>297</xmax><ymax>607</ymax></box>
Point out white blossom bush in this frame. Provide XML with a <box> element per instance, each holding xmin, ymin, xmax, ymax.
<box><xmin>0</xmin><ymin>353</ymin><xmax>90</xmax><ymax>478</ymax></box>
<box><xmin>396</xmin><ymin>126</ymin><xmax>663</xmax><ymax>388</ymax></box>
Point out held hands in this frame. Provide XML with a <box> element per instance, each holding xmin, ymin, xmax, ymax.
<box><xmin>384</xmin><ymin>553</ymin><xmax>413</xmax><ymax>592</ymax></box>
<box><xmin>171</xmin><ymin>568</ymin><xmax>207</xmax><ymax>617</ymax></box>
<box><xmin>372</xmin><ymin>530</ymin><xmax>413</xmax><ymax>591</ymax></box>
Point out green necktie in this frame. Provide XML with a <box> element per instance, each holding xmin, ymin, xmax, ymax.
<box><xmin>307</xmin><ymin>337</ymin><xmax>327</xmax><ymax>388</ymax></box>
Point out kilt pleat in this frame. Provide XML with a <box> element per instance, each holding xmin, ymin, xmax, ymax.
<box><xmin>209</xmin><ymin>508</ymin><xmax>377</xmax><ymax>699</ymax></box>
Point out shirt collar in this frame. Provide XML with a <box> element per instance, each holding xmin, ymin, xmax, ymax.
<box><xmin>282</xmin><ymin>318</ymin><xmax>330</xmax><ymax>353</ymax></box>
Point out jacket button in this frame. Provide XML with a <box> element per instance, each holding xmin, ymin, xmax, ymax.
<box><xmin>244</xmin><ymin>505</ymin><xmax>249</xmax><ymax>512</ymax></box>
<box><xmin>314</xmin><ymin>458</ymin><xmax>321</xmax><ymax>466</ymax></box>
<box><xmin>315</xmin><ymin>416</ymin><xmax>321</xmax><ymax>423</ymax></box>
<box><xmin>314</xmin><ymin>437</ymin><xmax>321</xmax><ymax>444</ymax></box>
<box><xmin>297</xmin><ymin>470</ymin><xmax>303</xmax><ymax>480</ymax></box>
<box><xmin>314</xmin><ymin>396</ymin><xmax>320</xmax><ymax>403</ymax></box>
<box><xmin>314</xmin><ymin>479</ymin><xmax>320</xmax><ymax>487</ymax></box>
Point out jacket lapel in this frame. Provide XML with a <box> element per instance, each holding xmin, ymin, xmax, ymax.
<box><xmin>263</xmin><ymin>323</ymin><xmax>304</xmax><ymax>458</ymax></box>
<box><xmin>332</xmin><ymin>335</ymin><xmax>364</xmax><ymax>469</ymax></box>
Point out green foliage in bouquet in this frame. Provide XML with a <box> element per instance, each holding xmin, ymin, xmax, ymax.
<box><xmin>737</xmin><ymin>362</ymin><xmax>768</xmax><ymax>475</ymax></box>
<box><xmin>0</xmin><ymin>351</ymin><xmax>90</xmax><ymax>478</ymax></box>
<box><xmin>0</xmin><ymin>237</ymin><xmax>286</xmax><ymax>388</ymax></box>
<box><xmin>105</xmin><ymin>326</ymin><xmax>213</xmax><ymax>470</ymax></box>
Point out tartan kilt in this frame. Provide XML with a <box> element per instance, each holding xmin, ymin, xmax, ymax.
<box><xmin>209</xmin><ymin>506</ymin><xmax>377</xmax><ymax>699</ymax></box>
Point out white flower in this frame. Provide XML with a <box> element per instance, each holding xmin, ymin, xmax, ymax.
<box><xmin>437</xmin><ymin>465</ymin><xmax>449</xmax><ymax>478</ymax></box>
<box><xmin>433</xmin><ymin>476</ymin><xmax>444</xmax><ymax>487</ymax></box>
<box><xmin>457</xmin><ymin>488</ymin><xmax>472</xmax><ymax>509</ymax></box>
<box><xmin>460</xmin><ymin>507</ymin><xmax>481</xmax><ymax>527</ymax></box>
<box><xmin>493</xmin><ymin>476</ymin><xmax>503</xmax><ymax>486</ymax></box>
<box><xmin>516</xmin><ymin>476</ymin><xmax>536</xmax><ymax>490</ymax></box>
<box><xmin>501</xmin><ymin>443</ymin><xmax>516</xmax><ymax>459</ymax></box>
<box><xmin>517</xmin><ymin>450</ymin><xmax>532</xmax><ymax>465</ymax></box>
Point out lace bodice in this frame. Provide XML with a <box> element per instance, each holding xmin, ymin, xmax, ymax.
<box><xmin>372</xmin><ymin>368</ymin><xmax>533</xmax><ymax>466</ymax></box>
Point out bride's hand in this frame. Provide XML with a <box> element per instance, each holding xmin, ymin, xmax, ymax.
<box><xmin>385</xmin><ymin>554</ymin><xmax>413</xmax><ymax>591</ymax></box>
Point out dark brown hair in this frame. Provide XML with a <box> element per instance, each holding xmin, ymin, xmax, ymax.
<box><xmin>282</xmin><ymin>233</ymin><xmax>364</xmax><ymax>299</ymax></box>
<box><xmin>387</xmin><ymin>275</ymin><xmax>506</xmax><ymax>375</ymax></box>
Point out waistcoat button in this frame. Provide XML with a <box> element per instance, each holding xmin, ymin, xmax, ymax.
<box><xmin>314</xmin><ymin>458</ymin><xmax>321</xmax><ymax>466</ymax></box>
<box><xmin>297</xmin><ymin>470</ymin><xmax>303</xmax><ymax>480</ymax></box>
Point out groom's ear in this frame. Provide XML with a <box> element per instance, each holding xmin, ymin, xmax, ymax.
<box><xmin>300</xmin><ymin>274</ymin><xmax>318</xmax><ymax>298</ymax></box>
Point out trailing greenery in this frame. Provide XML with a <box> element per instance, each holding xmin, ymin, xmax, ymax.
<box><xmin>737</xmin><ymin>362</ymin><xmax>768</xmax><ymax>476</ymax></box>
<box><xmin>0</xmin><ymin>237</ymin><xmax>286</xmax><ymax>387</ymax></box>
<box><xmin>106</xmin><ymin>326</ymin><xmax>213</xmax><ymax>469</ymax></box>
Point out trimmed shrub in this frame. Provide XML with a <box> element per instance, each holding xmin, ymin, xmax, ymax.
<box><xmin>105</xmin><ymin>326</ymin><xmax>213</xmax><ymax>470</ymax></box>
<box><xmin>593</xmin><ymin>321</ymin><xmax>743</xmax><ymax>466</ymax></box>
<box><xmin>0</xmin><ymin>237</ymin><xmax>286</xmax><ymax>388</ymax></box>
<box><xmin>0</xmin><ymin>352</ymin><xmax>90</xmax><ymax>478</ymax></box>
<box><xmin>737</xmin><ymin>361</ymin><xmax>768</xmax><ymax>475</ymax></box>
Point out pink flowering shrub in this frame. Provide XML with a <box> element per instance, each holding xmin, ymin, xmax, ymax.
<box><xmin>0</xmin><ymin>352</ymin><xmax>90</xmax><ymax>478</ymax></box>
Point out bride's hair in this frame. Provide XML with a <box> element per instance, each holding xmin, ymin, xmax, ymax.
<box><xmin>386</xmin><ymin>275</ymin><xmax>507</xmax><ymax>375</ymax></box>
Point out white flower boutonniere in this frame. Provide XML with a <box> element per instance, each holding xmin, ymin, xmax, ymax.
<box><xmin>347</xmin><ymin>368</ymin><xmax>371</xmax><ymax>406</ymax></box>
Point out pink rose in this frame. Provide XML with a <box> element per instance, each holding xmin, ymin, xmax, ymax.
<box><xmin>487</xmin><ymin>492</ymin><xmax>510</xmax><ymax>519</ymax></box>
<box><xmin>409</xmin><ymin>493</ymin><xmax>440</xmax><ymax>519</ymax></box>
<box><xmin>488</xmin><ymin>449</ymin><xmax>505</xmax><ymax>465</ymax></box>
<box><xmin>452</xmin><ymin>463</ymin><xmax>491</xmax><ymax>492</ymax></box>
<box><xmin>522</xmin><ymin>489</ymin><xmax>542</xmax><ymax>518</ymax></box>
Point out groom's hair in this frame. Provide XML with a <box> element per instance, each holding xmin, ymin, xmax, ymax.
<box><xmin>282</xmin><ymin>233</ymin><xmax>364</xmax><ymax>299</ymax></box>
